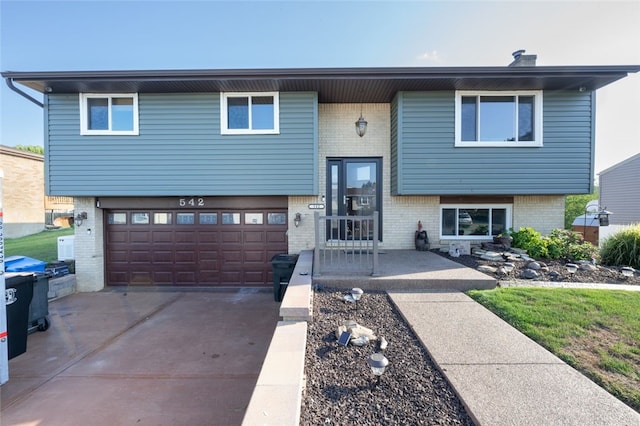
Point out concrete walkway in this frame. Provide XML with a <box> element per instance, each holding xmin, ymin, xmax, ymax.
<box><xmin>388</xmin><ymin>290</ymin><xmax>640</xmax><ymax>426</ymax></box>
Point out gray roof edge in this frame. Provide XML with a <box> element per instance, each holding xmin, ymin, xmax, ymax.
<box><xmin>3</xmin><ymin>64</ymin><xmax>640</xmax><ymax>80</ymax></box>
<box><xmin>599</xmin><ymin>152</ymin><xmax>640</xmax><ymax>176</ymax></box>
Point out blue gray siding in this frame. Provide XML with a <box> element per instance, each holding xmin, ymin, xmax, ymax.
<box><xmin>392</xmin><ymin>91</ymin><xmax>595</xmax><ymax>195</ymax></box>
<box><xmin>45</xmin><ymin>92</ymin><xmax>318</xmax><ymax>196</ymax></box>
<box><xmin>599</xmin><ymin>153</ymin><xmax>640</xmax><ymax>225</ymax></box>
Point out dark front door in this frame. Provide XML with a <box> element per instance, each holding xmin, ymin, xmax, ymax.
<box><xmin>327</xmin><ymin>158</ymin><xmax>382</xmax><ymax>240</ymax></box>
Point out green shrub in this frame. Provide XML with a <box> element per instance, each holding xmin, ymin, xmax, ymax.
<box><xmin>510</xmin><ymin>227</ymin><xmax>597</xmax><ymax>261</ymax></box>
<box><xmin>600</xmin><ymin>224</ymin><xmax>640</xmax><ymax>269</ymax></box>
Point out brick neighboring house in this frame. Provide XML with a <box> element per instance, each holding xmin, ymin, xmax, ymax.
<box><xmin>0</xmin><ymin>145</ymin><xmax>73</xmax><ymax>238</ymax></box>
<box><xmin>3</xmin><ymin>53</ymin><xmax>639</xmax><ymax>291</ymax></box>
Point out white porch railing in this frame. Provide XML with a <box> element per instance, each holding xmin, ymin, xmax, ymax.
<box><xmin>313</xmin><ymin>211</ymin><xmax>379</xmax><ymax>276</ymax></box>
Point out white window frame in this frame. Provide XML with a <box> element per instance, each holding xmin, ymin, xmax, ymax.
<box><xmin>440</xmin><ymin>204</ymin><xmax>512</xmax><ymax>240</ymax></box>
<box><xmin>220</xmin><ymin>92</ymin><xmax>280</xmax><ymax>135</ymax></box>
<box><xmin>79</xmin><ymin>93</ymin><xmax>139</xmax><ymax>135</ymax></box>
<box><xmin>455</xmin><ymin>90</ymin><xmax>543</xmax><ymax>147</ymax></box>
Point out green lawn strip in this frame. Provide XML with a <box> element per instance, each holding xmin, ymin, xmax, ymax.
<box><xmin>5</xmin><ymin>228</ymin><xmax>75</xmax><ymax>264</ymax></box>
<box><xmin>467</xmin><ymin>288</ymin><xmax>640</xmax><ymax>412</ymax></box>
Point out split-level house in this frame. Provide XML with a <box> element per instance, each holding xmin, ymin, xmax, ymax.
<box><xmin>3</xmin><ymin>53</ymin><xmax>639</xmax><ymax>291</ymax></box>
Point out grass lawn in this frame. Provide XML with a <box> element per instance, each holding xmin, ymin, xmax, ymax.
<box><xmin>5</xmin><ymin>228</ymin><xmax>75</xmax><ymax>264</ymax></box>
<box><xmin>468</xmin><ymin>287</ymin><xmax>640</xmax><ymax>412</ymax></box>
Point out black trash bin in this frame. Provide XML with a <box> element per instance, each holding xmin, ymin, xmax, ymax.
<box><xmin>28</xmin><ymin>274</ymin><xmax>50</xmax><ymax>333</ymax></box>
<box><xmin>5</xmin><ymin>273</ymin><xmax>35</xmax><ymax>360</ymax></box>
<box><xmin>271</xmin><ymin>254</ymin><xmax>299</xmax><ymax>302</ymax></box>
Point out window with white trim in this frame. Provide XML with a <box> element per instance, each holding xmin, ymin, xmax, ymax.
<box><xmin>455</xmin><ymin>91</ymin><xmax>542</xmax><ymax>147</ymax></box>
<box><xmin>441</xmin><ymin>205</ymin><xmax>511</xmax><ymax>239</ymax></box>
<box><xmin>80</xmin><ymin>93</ymin><xmax>139</xmax><ymax>135</ymax></box>
<box><xmin>220</xmin><ymin>92</ymin><xmax>279</xmax><ymax>135</ymax></box>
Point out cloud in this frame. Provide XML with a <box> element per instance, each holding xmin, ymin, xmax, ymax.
<box><xmin>416</xmin><ymin>50</ymin><xmax>441</xmax><ymax>64</ymax></box>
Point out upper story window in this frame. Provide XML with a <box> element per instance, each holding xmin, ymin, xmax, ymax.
<box><xmin>455</xmin><ymin>91</ymin><xmax>542</xmax><ymax>147</ymax></box>
<box><xmin>80</xmin><ymin>93</ymin><xmax>139</xmax><ymax>135</ymax></box>
<box><xmin>221</xmin><ymin>92</ymin><xmax>279</xmax><ymax>135</ymax></box>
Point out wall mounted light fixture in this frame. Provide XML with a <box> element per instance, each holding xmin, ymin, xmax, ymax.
<box><xmin>74</xmin><ymin>211</ymin><xmax>88</xmax><ymax>226</ymax></box>
<box><xmin>355</xmin><ymin>113</ymin><xmax>368</xmax><ymax>137</ymax></box>
<box><xmin>294</xmin><ymin>213</ymin><xmax>302</xmax><ymax>227</ymax></box>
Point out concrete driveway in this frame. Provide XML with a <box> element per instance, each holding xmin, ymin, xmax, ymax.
<box><xmin>1</xmin><ymin>288</ymin><xmax>280</xmax><ymax>426</ymax></box>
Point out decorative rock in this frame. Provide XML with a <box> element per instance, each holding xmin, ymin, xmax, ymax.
<box><xmin>527</xmin><ymin>261</ymin><xmax>541</xmax><ymax>270</ymax></box>
<box><xmin>522</xmin><ymin>269</ymin><xmax>539</xmax><ymax>279</ymax></box>
<box><xmin>548</xmin><ymin>271</ymin><xmax>561</xmax><ymax>279</ymax></box>
<box><xmin>481</xmin><ymin>252</ymin><xmax>504</xmax><ymax>262</ymax></box>
<box><xmin>347</xmin><ymin>322</ymin><xmax>377</xmax><ymax>341</ymax></box>
<box><xmin>496</xmin><ymin>267</ymin><xmax>508</xmax><ymax>276</ymax></box>
<box><xmin>350</xmin><ymin>336</ymin><xmax>370</xmax><ymax>346</ymax></box>
<box><xmin>579</xmin><ymin>263</ymin><xmax>597</xmax><ymax>272</ymax></box>
<box><xmin>379</xmin><ymin>337</ymin><xmax>388</xmax><ymax>351</ymax></box>
<box><xmin>478</xmin><ymin>265</ymin><xmax>498</xmax><ymax>274</ymax></box>
<box><xmin>343</xmin><ymin>294</ymin><xmax>355</xmax><ymax>303</ymax></box>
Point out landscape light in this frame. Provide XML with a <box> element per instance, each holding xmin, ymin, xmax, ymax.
<box><xmin>351</xmin><ymin>288</ymin><xmax>364</xmax><ymax>313</ymax></box>
<box><xmin>367</xmin><ymin>353</ymin><xmax>389</xmax><ymax>385</ymax></box>
<box><xmin>621</xmin><ymin>267</ymin><xmax>635</xmax><ymax>278</ymax></box>
<box><xmin>565</xmin><ymin>264</ymin><xmax>578</xmax><ymax>274</ymax></box>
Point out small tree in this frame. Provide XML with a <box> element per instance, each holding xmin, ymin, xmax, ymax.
<box><xmin>14</xmin><ymin>145</ymin><xmax>44</xmax><ymax>155</ymax></box>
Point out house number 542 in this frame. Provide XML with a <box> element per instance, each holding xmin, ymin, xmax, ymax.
<box><xmin>179</xmin><ymin>198</ymin><xmax>205</xmax><ymax>207</ymax></box>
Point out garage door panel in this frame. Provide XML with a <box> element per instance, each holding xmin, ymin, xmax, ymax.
<box><xmin>266</xmin><ymin>230</ymin><xmax>287</xmax><ymax>243</ymax></box>
<box><xmin>109</xmin><ymin>250</ymin><xmax>129</xmax><ymax>262</ymax></box>
<box><xmin>130</xmin><ymin>272</ymin><xmax>153</xmax><ymax>285</ymax></box>
<box><xmin>175</xmin><ymin>271</ymin><xmax>197</xmax><ymax>285</ymax></box>
<box><xmin>153</xmin><ymin>272</ymin><xmax>175</xmax><ymax>285</ymax></box>
<box><xmin>105</xmin><ymin>204</ymin><xmax>288</xmax><ymax>287</ymax></box>
<box><xmin>244</xmin><ymin>231</ymin><xmax>265</xmax><ymax>243</ymax></box>
<box><xmin>221</xmin><ymin>231</ymin><xmax>243</xmax><ymax>243</ymax></box>
<box><xmin>152</xmin><ymin>251</ymin><xmax>174</xmax><ymax>263</ymax></box>
<box><xmin>175</xmin><ymin>231</ymin><xmax>196</xmax><ymax>243</ymax></box>
<box><xmin>130</xmin><ymin>231</ymin><xmax>152</xmax><ymax>243</ymax></box>
<box><xmin>244</xmin><ymin>250</ymin><xmax>267</xmax><ymax>262</ymax></box>
<box><xmin>152</xmin><ymin>231</ymin><xmax>174</xmax><ymax>243</ymax></box>
<box><xmin>107</xmin><ymin>231</ymin><xmax>128</xmax><ymax>244</ymax></box>
<box><xmin>130</xmin><ymin>251</ymin><xmax>152</xmax><ymax>262</ymax></box>
<box><xmin>198</xmin><ymin>231</ymin><xmax>219</xmax><ymax>243</ymax></box>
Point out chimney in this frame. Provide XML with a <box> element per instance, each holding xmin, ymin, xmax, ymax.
<box><xmin>509</xmin><ymin>49</ymin><xmax>537</xmax><ymax>67</ymax></box>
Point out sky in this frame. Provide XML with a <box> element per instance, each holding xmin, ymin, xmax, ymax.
<box><xmin>1</xmin><ymin>0</ymin><xmax>639</xmax><ymax>176</ymax></box>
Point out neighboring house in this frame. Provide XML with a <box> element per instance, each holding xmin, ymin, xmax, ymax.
<box><xmin>599</xmin><ymin>153</ymin><xmax>640</xmax><ymax>225</ymax></box>
<box><xmin>3</xmin><ymin>52</ymin><xmax>639</xmax><ymax>291</ymax></box>
<box><xmin>0</xmin><ymin>145</ymin><xmax>73</xmax><ymax>238</ymax></box>
<box><xmin>598</xmin><ymin>153</ymin><xmax>640</xmax><ymax>242</ymax></box>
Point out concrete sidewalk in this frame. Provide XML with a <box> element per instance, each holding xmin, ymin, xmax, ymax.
<box><xmin>388</xmin><ymin>290</ymin><xmax>640</xmax><ymax>425</ymax></box>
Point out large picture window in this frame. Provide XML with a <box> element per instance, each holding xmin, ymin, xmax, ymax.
<box><xmin>221</xmin><ymin>92</ymin><xmax>279</xmax><ymax>135</ymax></box>
<box><xmin>441</xmin><ymin>205</ymin><xmax>511</xmax><ymax>239</ymax></box>
<box><xmin>455</xmin><ymin>91</ymin><xmax>542</xmax><ymax>147</ymax></box>
<box><xmin>80</xmin><ymin>93</ymin><xmax>139</xmax><ymax>135</ymax></box>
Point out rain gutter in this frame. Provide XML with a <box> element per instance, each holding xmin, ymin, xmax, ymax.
<box><xmin>5</xmin><ymin>78</ymin><xmax>43</xmax><ymax>108</ymax></box>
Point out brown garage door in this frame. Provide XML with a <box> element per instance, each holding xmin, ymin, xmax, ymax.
<box><xmin>105</xmin><ymin>205</ymin><xmax>288</xmax><ymax>287</ymax></box>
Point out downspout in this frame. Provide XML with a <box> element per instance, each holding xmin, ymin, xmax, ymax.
<box><xmin>4</xmin><ymin>78</ymin><xmax>44</xmax><ymax>108</ymax></box>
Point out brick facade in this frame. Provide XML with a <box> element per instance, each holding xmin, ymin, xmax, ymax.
<box><xmin>288</xmin><ymin>106</ymin><xmax>566</xmax><ymax>253</ymax></box>
<box><xmin>0</xmin><ymin>145</ymin><xmax>45</xmax><ymax>238</ymax></box>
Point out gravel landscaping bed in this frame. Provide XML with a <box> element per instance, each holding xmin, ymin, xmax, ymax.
<box><xmin>431</xmin><ymin>249</ymin><xmax>640</xmax><ymax>286</ymax></box>
<box><xmin>301</xmin><ymin>287</ymin><xmax>474</xmax><ymax>426</ymax></box>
